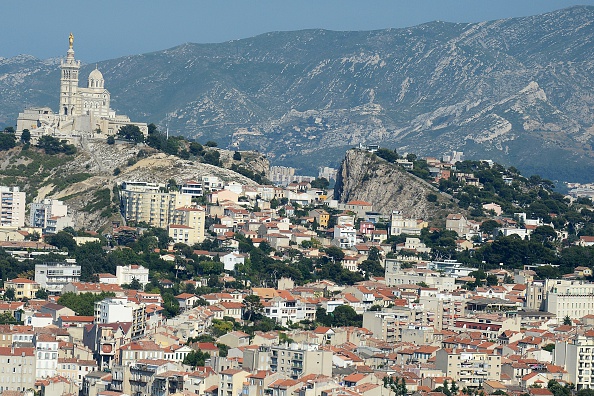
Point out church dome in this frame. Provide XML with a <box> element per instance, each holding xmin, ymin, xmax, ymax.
<box><xmin>88</xmin><ymin>68</ymin><xmax>104</xmax><ymax>89</ymax></box>
<box><xmin>89</xmin><ymin>68</ymin><xmax>103</xmax><ymax>80</ymax></box>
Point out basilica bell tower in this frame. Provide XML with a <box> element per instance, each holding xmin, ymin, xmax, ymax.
<box><xmin>59</xmin><ymin>33</ymin><xmax>80</xmax><ymax>116</ymax></box>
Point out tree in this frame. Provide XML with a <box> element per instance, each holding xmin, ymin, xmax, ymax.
<box><xmin>486</xmin><ymin>274</ymin><xmax>499</xmax><ymax>286</ymax></box>
<box><xmin>205</xmin><ymin>141</ymin><xmax>218</xmax><ymax>147</ymax></box>
<box><xmin>128</xmin><ymin>277</ymin><xmax>142</xmax><ymax>290</ymax></box>
<box><xmin>0</xmin><ymin>133</ymin><xmax>16</xmax><ymax>151</ymax></box>
<box><xmin>310</xmin><ymin>177</ymin><xmax>330</xmax><ymax>189</ymax></box>
<box><xmin>233</xmin><ymin>151</ymin><xmax>242</xmax><ymax>161</ymax></box>
<box><xmin>0</xmin><ymin>312</ymin><xmax>18</xmax><ymax>325</ymax></box>
<box><xmin>117</xmin><ymin>125</ymin><xmax>144</xmax><ymax>143</ymax></box>
<box><xmin>243</xmin><ymin>294</ymin><xmax>264</xmax><ymax>321</ymax></box>
<box><xmin>58</xmin><ymin>292</ymin><xmax>116</xmax><ymax>316</ymax></box>
<box><xmin>147</xmin><ymin>123</ymin><xmax>159</xmax><ymax>135</ymax></box>
<box><xmin>480</xmin><ymin>220</ymin><xmax>499</xmax><ymax>235</ymax></box>
<box><xmin>106</xmin><ymin>135</ymin><xmax>115</xmax><ymax>145</ymax></box>
<box><xmin>563</xmin><ymin>315</ymin><xmax>572</xmax><ymax>326</ymax></box>
<box><xmin>203</xmin><ymin>150</ymin><xmax>221</xmax><ymax>166</ymax></box>
<box><xmin>20</xmin><ymin>129</ymin><xmax>31</xmax><ymax>144</ymax></box>
<box><xmin>45</xmin><ymin>231</ymin><xmax>77</xmax><ymax>252</ymax></box>
<box><xmin>182</xmin><ymin>349</ymin><xmax>210</xmax><ymax>367</ymax></box>
<box><xmin>384</xmin><ymin>376</ymin><xmax>407</xmax><ymax>396</ymax></box>
<box><xmin>37</xmin><ymin>135</ymin><xmax>76</xmax><ymax>155</ymax></box>
<box><xmin>4</xmin><ymin>288</ymin><xmax>15</xmax><ymax>301</ymax></box>
<box><xmin>547</xmin><ymin>379</ymin><xmax>573</xmax><ymax>396</ymax></box>
<box><xmin>113</xmin><ymin>167</ymin><xmax>121</xmax><ymax>176</ymax></box>
<box><xmin>427</xmin><ymin>193</ymin><xmax>438</xmax><ymax>202</ymax></box>
<box><xmin>324</xmin><ymin>246</ymin><xmax>345</xmax><ymax>262</ymax></box>
<box><xmin>35</xmin><ymin>289</ymin><xmax>49</xmax><ymax>300</ymax></box>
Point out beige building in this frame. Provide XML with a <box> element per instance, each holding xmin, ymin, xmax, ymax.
<box><xmin>168</xmin><ymin>206</ymin><xmax>206</xmax><ymax>245</ymax></box>
<box><xmin>0</xmin><ymin>347</ymin><xmax>36</xmax><ymax>393</ymax></box>
<box><xmin>435</xmin><ymin>348</ymin><xmax>501</xmax><ymax>388</ymax></box>
<box><xmin>219</xmin><ymin>368</ymin><xmax>250</xmax><ymax>396</ymax></box>
<box><xmin>4</xmin><ymin>278</ymin><xmax>40</xmax><ymax>300</ymax></box>
<box><xmin>119</xmin><ymin>181</ymin><xmax>192</xmax><ymax>228</ymax></box>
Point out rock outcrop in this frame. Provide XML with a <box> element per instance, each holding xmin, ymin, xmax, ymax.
<box><xmin>334</xmin><ymin>149</ymin><xmax>457</xmax><ymax>223</ymax></box>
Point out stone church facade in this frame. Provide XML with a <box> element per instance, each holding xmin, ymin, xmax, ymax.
<box><xmin>16</xmin><ymin>34</ymin><xmax>147</xmax><ymax>141</ymax></box>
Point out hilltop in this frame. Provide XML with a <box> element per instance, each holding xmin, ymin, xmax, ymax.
<box><xmin>0</xmin><ymin>138</ymin><xmax>267</xmax><ymax>231</ymax></box>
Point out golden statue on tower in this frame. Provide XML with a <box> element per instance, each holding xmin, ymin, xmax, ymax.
<box><xmin>69</xmin><ymin>32</ymin><xmax>74</xmax><ymax>49</ymax></box>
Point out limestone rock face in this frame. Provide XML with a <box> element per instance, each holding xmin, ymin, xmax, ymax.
<box><xmin>334</xmin><ymin>149</ymin><xmax>456</xmax><ymax>222</ymax></box>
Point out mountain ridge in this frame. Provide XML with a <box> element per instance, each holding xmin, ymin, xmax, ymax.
<box><xmin>1</xmin><ymin>6</ymin><xmax>594</xmax><ymax>182</ymax></box>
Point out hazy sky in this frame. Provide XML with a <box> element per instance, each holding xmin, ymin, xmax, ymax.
<box><xmin>2</xmin><ymin>1</ymin><xmax>594</xmax><ymax>62</ymax></box>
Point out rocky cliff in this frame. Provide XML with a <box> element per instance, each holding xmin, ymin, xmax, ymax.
<box><xmin>334</xmin><ymin>149</ymin><xmax>457</xmax><ymax>223</ymax></box>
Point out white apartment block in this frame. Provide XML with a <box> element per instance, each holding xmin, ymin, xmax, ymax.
<box><xmin>35</xmin><ymin>259</ymin><xmax>81</xmax><ymax>294</ymax></box>
<box><xmin>269</xmin><ymin>344</ymin><xmax>333</xmax><ymax>379</ymax></box>
<box><xmin>29</xmin><ymin>198</ymin><xmax>70</xmax><ymax>233</ymax></box>
<box><xmin>116</xmin><ymin>265</ymin><xmax>149</xmax><ymax>288</ymax></box>
<box><xmin>543</xmin><ymin>279</ymin><xmax>594</xmax><ymax>320</ymax></box>
<box><xmin>333</xmin><ymin>225</ymin><xmax>356</xmax><ymax>248</ymax></box>
<box><xmin>180</xmin><ymin>180</ymin><xmax>203</xmax><ymax>198</ymax></box>
<box><xmin>390</xmin><ymin>210</ymin><xmax>426</xmax><ymax>236</ymax></box>
<box><xmin>555</xmin><ymin>330</ymin><xmax>594</xmax><ymax>390</ymax></box>
<box><xmin>0</xmin><ymin>186</ymin><xmax>26</xmax><ymax>228</ymax></box>
<box><xmin>94</xmin><ymin>297</ymin><xmax>146</xmax><ymax>340</ymax></box>
<box><xmin>34</xmin><ymin>334</ymin><xmax>59</xmax><ymax>379</ymax></box>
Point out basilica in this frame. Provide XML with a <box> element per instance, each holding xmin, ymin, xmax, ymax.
<box><xmin>16</xmin><ymin>34</ymin><xmax>147</xmax><ymax>141</ymax></box>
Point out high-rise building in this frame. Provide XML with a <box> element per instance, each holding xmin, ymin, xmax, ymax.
<box><xmin>119</xmin><ymin>181</ymin><xmax>192</xmax><ymax>228</ymax></box>
<box><xmin>0</xmin><ymin>186</ymin><xmax>25</xmax><ymax>228</ymax></box>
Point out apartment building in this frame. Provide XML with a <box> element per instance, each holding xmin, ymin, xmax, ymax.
<box><xmin>555</xmin><ymin>330</ymin><xmax>594</xmax><ymax>390</ymax></box>
<box><xmin>94</xmin><ymin>297</ymin><xmax>146</xmax><ymax>340</ymax></box>
<box><xmin>219</xmin><ymin>369</ymin><xmax>250</xmax><ymax>396</ymax></box>
<box><xmin>390</xmin><ymin>210</ymin><xmax>426</xmax><ymax>236</ymax></box>
<box><xmin>385</xmin><ymin>259</ymin><xmax>456</xmax><ymax>292</ymax></box>
<box><xmin>168</xmin><ymin>206</ymin><xmax>206</xmax><ymax>245</ymax></box>
<box><xmin>34</xmin><ymin>333</ymin><xmax>59</xmax><ymax>379</ymax></box>
<box><xmin>119</xmin><ymin>181</ymin><xmax>192</xmax><ymax>228</ymax></box>
<box><xmin>435</xmin><ymin>348</ymin><xmax>501</xmax><ymax>388</ymax></box>
<box><xmin>4</xmin><ymin>278</ymin><xmax>40</xmax><ymax>300</ymax></box>
<box><xmin>333</xmin><ymin>225</ymin><xmax>356</xmax><ymax>248</ymax></box>
<box><xmin>269</xmin><ymin>344</ymin><xmax>332</xmax><ymax>379</ymax></box>
<box><xmin>29</xmin><ymin>198</ymin><xmax>71</xmax><ymax>233</ymax></box>
<box><xmin>544</xmin><ymin>279</ymin><xmax>594</xmax><ymax>319</ymax></box>
<box><xmin>116</xmin><ymin>265</ymin><xmax>149</xmax><ymax>288</ymax></box>
<box><xmin>0</xmin><ymin>347</ymin><xmax>36</xmax><ymax>393</ymax></box>
<box><xmin>0</xmin><ymin>186</ymin><xmax>26</xmax><ymax>228</ymax></box>
<box><xmin>35</xmin><ymin>259</ymin><xmax>81</xmax><ymax>294</ymax></box>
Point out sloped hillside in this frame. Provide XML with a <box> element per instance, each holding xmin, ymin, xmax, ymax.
<box><xmin>0</xmin><ymin>140</ymin><xmax>266</xmax><ymax>231</ymax></box>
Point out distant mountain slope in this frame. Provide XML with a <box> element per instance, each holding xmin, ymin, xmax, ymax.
<box><xmin>1</xmin><ymin>6</ymin><xmax>594</xmax><ymax>181</ymax></box>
